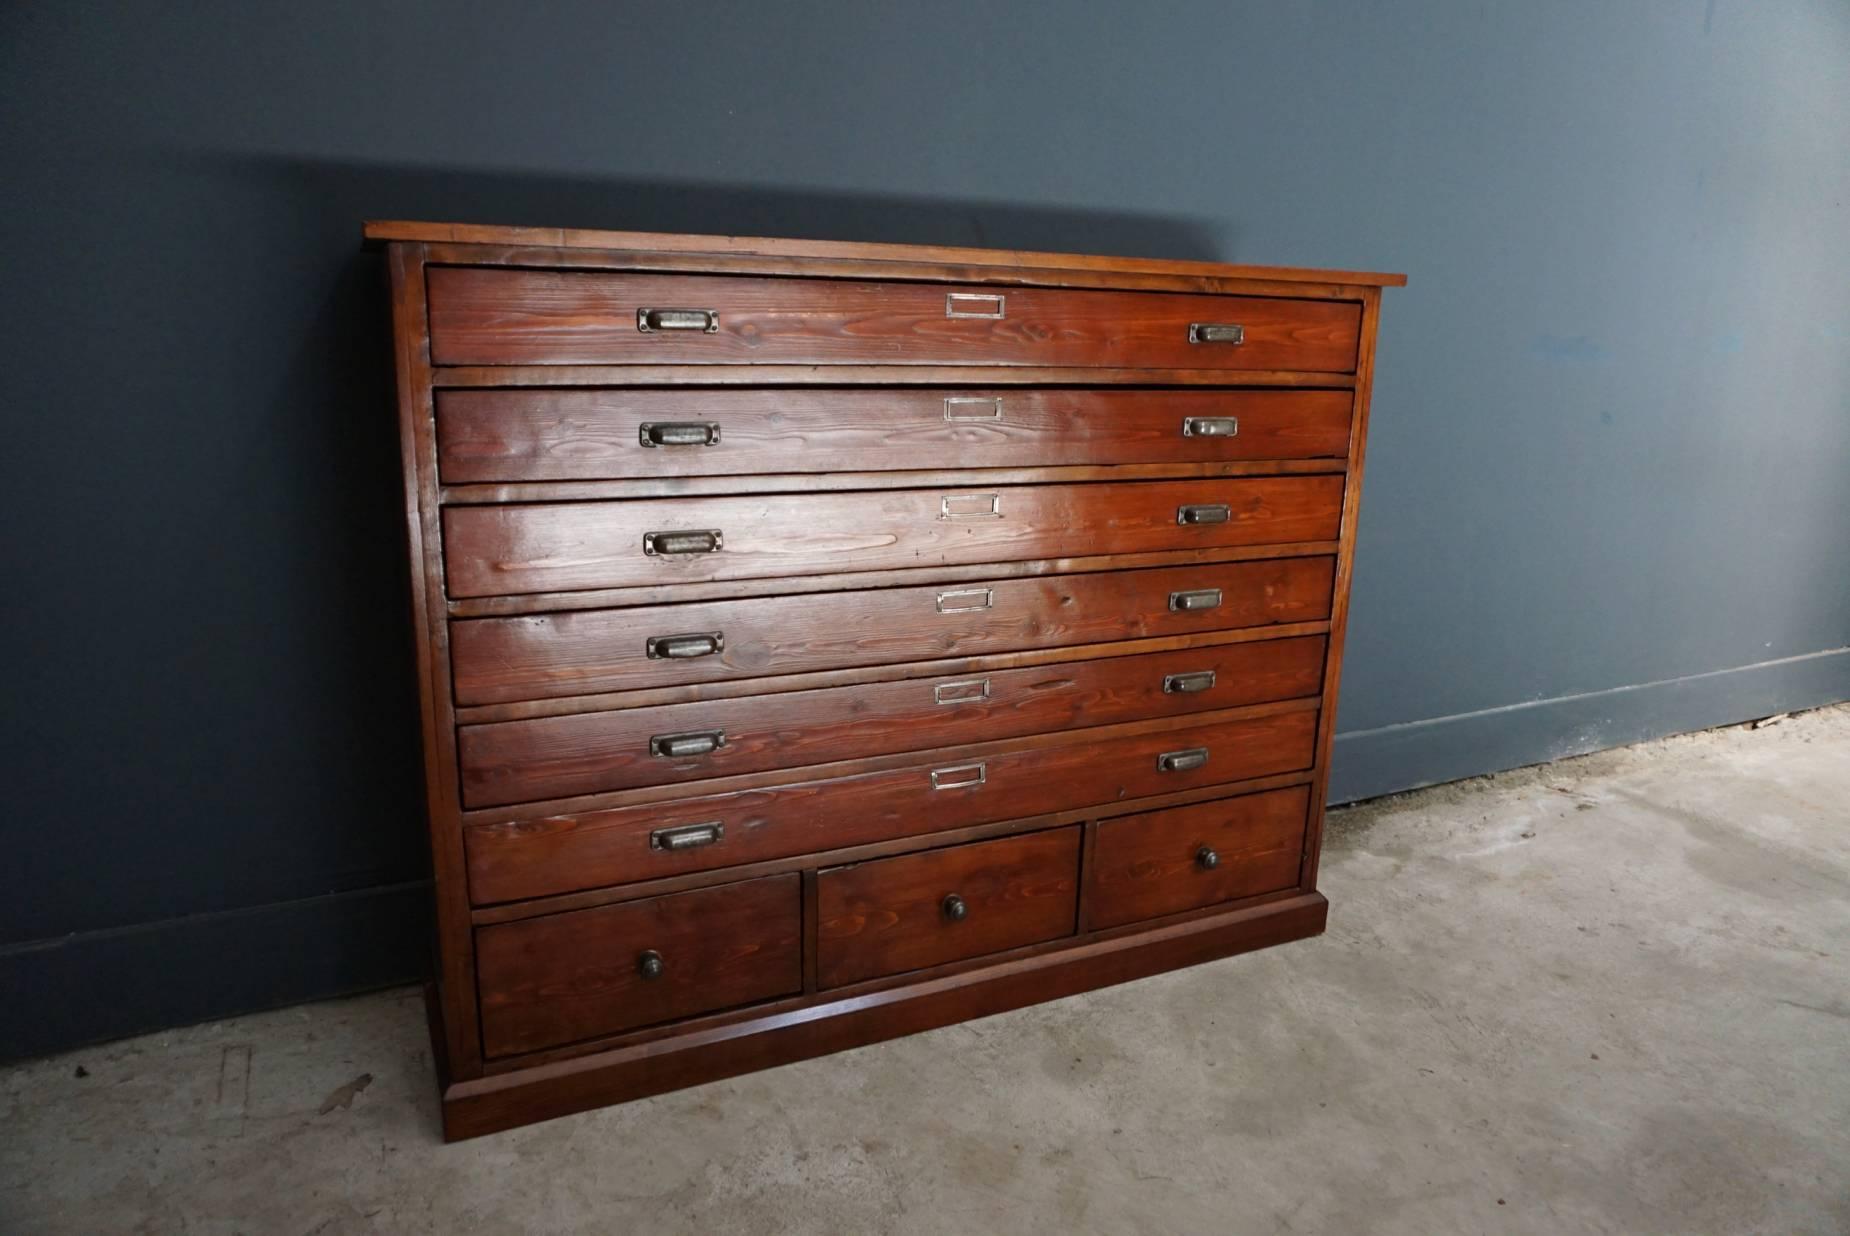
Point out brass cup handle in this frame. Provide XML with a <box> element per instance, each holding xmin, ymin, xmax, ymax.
<box><xmin>1158</xmin><ymin>747</ymin><xmax>1210</xmax><ymax>774</ymax></box>
<box><xmin>942</xmin><ymin>894</ymin><xmax>968</xmax><ymax>922</ymax></box>
<box><xmin>637</xmin><ymin>308</ymin><xmax>718</xmax><ymax>333</ymax></box>
<box><xmin>650</xmin><ymin>730</ymin><xmax>725</xmax><ymax>759</ymax></box>
<box><xmin>1182</xmin><ymin>416</ymin><xmax>1238</xmax><ymax>438</ymax></box>
<box><xmin>1196</xmin><ymin>846</ymin><xmax>1220</xmax><ymax>870</ymax></box>
<box><xmin>638</xmin><ymin>950</ymin><xmax>665</xmax><ymax>980</ymax></box>
<box><xmin>1177</xmin><ymin>503</ymin><xmax>1232</xmax><ymax>526</ymax></box>
<box><xmin>639</xmin><ymin>421</ymin><xmax>721</xmax><ymax>448</ymax></box>
<box><xmin>1188</xmin><ymin>323</ymin><xmax>1245</xmax><ymax>345</ymax></box>
<box><xmin>646</xmin><ymin>631</ymin><xmax>724</xmax><ymax>660</ymax></box>
<box><xmin>644</xmin><ymin>529</ymin><xmax>722</xmax><ymax>556</ymax></box>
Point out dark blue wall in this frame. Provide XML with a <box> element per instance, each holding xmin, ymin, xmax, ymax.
<box><xmin>3</xmin><ymin>2</ymin><xmax>1846</xmax><ymax>1057</ymax></box>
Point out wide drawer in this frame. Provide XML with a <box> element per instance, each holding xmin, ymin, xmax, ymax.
<box><xmin>815</xmin><ymin>828</ymin><xmax>1080</xmax><ymax>989</ymax></box>
<box><xmin>459</xmin><ymin>636</ymin><xmax>1327</xmax><ymax>808</ymax></box>
<box><xmin>465</xmin><ymin>705</ymin><xmax>1318</xmax><ymax>904</ymax></box>
<box><xmin>426</xmin><ymin>268</ymin><xmax>1362</xmax><ymax>372</ymax></box>
<box><xmin>443</xmin><ymin>475</ymin><xmax>1344</xmax><ymax>598</ymax></box>
<box><xmin>450</xmin><ymin>556</ymin><xmax>1335</xmax><ymax>705</ymax></box>
<box><xmin>1086</xmin><ymin>787</ymin><xmax>1310</xmax><ymax>929</ymax></box>
<box><xmin>474</xmin><ymin>874</ymin><xmax>801</xmax><ymax>1057</ymax></box>
<box><xmin>435</xmin><ymin>388</ymin><xmax>1353</xmax><ymax>483</ymax></box>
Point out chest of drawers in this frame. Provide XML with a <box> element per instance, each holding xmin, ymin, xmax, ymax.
<box><xmin>367</xmin><ymin>220</ymin><xmax>1402</xmax><ymax>1139</ymax></box>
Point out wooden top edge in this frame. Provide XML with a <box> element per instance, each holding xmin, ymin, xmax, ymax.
<box><xmin>360</xmin><ymin>220</ymin><xmax>1408</xmax><ymax>287</ymax></box>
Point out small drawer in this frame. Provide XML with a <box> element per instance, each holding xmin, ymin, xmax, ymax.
<box><xmin>457</xmin><ymin>635</ymin><xmax>1327</xmax><ymax>808</ymax></box>
<box><xmin>816</xmin><ymin>828</ymin><xmax>1080</xmax><ymax>989</ymax></box>
<box><xmin>474</xmin><ymin>874</ymin><xmax>801</xmax><ymax>1057</ymax></box>
<box><xmin>434</xmin><ymin>388</ymin><xmax>1353</xmax><ymax>483</ymax></box>
<box><xmin>426</xmin><ymin>268</ymin><xmax>1362</xmax><ymax>372</ymax></box>
<box><xmin>450</xmin><ymin>556</ymin><xmax>1335</xmax><ymax>706</ymax></box>
<box><xmin>465</xmin><ymin>706</ymin><xmax>1317</xmax><ymax>904</ymax></box>
<box><xmin>1086</xmin><ymin>787</ymin><xmax>1309</xmax><ymax>929</ymax></box>
<box><xmin>441</xmin><ymin>475</ymin><xmax>1344</xmax><ymax>598</ymax></box>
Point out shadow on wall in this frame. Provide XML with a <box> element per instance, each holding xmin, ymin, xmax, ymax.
<box><xmin>2</xmin><ymin>147</ymin><xmax>1236</xmax><ymax>1056</ymax></box>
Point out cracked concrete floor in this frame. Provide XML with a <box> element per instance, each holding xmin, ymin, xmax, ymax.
<box><xmin>3</xmin><ymin>705</ymin><xmax>1846</xmax><ymax>1235</ymax></box>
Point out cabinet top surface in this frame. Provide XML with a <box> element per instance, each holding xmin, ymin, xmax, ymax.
<box><xmin>362</xmin><ymin>220</ymin><xmax>1407</xmax><ymax>287</ymax></box>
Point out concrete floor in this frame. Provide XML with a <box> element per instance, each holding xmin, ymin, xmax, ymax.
<box><xmin>3</xmin><ymin>706</ymin><xmax>1846</xmax><ymax>1235</ymax></box>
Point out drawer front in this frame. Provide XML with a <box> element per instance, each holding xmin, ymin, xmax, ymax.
<box><xmin>815</xmin><ymin>828</ymin><xmax>1080</xmax><ymax>989</ymax></box>
<box><xmin>443</xmin><ymin>475</ymin><xmax>1344</xmax><ymax>598</ymax></box>
<box><xmin>475</xmin><ymin>874</ymin><xmax>800</xmax><ymax>1057</ymax></box>
<box><xmin>450</xmin><ymin>556</ymin><xmax>1335</xmax><ymax>705</ymax></box>
<box><xmin>459</xmin><ymin>636</ymin><xmax>1327</xmax><ymax>808</ymax></box>
<box><xmin>465</xmin><ymin>706</ymin><xmax>1318</xmax><ymax>904</ymax></box>
<box><xmin>1087</xmin><ymin>787</ymin><xmax>1309</xmax><ymax>929</ymax></box>
<box><xmin>435</xmin><ymin>388</ymin><xmax>1353</xmax><ymax>483</ymax></box>
<box><xmin>426</xmin><ymin>268</ymin><xmax>1362</xmax><ymax>372</ymax></box>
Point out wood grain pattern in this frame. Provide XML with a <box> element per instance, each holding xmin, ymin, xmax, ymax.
<box><xmin>815</xmin><ymin>828</ymin><xmax>1080</xmax><ymax>988</ymax></box>
<box><xmin>367</xmin><ymin>219</ymin><xmax>1407</xmax><ymax>287</ymax></box>
<box><xmin>1086</xmin><ymin>787</ymin><xmax>1309</xmax><ymax>929</ymax></box>
<box><xmin>443</xmin><ymin>475</ymin><xmax>1344</xmax><ymax>598</ymax></box>
<box><xmin>425</xmin><ymin>268</ymin><xmax>1362</xmax><ymax>371</ymax></box>
<box><xmin>457</xmin><ymin>635</ymin><xmax>1327</xmax><ymax>807</ymax></box>
<box><xmin>475</xmin><ymin>875</ymin><xmax>801</xmax><ymax>1057</ymax></box>
<box><xmin>441</xmin><ymin>892</ymin><xmax>1329</xmax><ymax>1139</ymax></box>
<box><xmin>464</xmin><ymin>705</ymin><xmax>1318</xmax><ymax>904</ymax></box>
<box><xmin>373</xmin><ymin>225</ymin><xmax>1395</xmax><ymax>1136</ymax></box>
<box><xmin>435</xmin><ymin>388</ymin><xmax>1352</xmax><ymax>483</ymax></box>
<box><xmin>449</xmin><ymin>556</ymin><xmax>1335</xmax><ymax>704</ymax></box>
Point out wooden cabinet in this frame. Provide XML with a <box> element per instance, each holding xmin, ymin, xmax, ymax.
<box><xmin>371</xmin><ymin>219</ymin><xmax>1401</xmax><ymax>1138</ymax></box>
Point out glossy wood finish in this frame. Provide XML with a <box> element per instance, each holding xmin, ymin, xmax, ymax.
<box><xmin>365</xmin><ymin>220</ymin><xmax>1408</xmax><ymax>288</ymax></box>
<box><xmin>1086</xmin><ymin>787</ymin><xmax>1310</xmax><ymax>930</ymax></box>
<box><xmin>375</xmin><ymin>223</ymin><xmax>1395</xmax><ymax>1137</ymax></box>
<box><xmin>426</xmin><ymin>268</ymin><xmax>1362</xmax><ymax>371</ymax></box>
<box><xmin>465</xmin><ymin>705</ymin><xmax>1319</xmax><ymax>904</ymax></box>
<box><xmin>450</xmin><ymin>556</ymin><xmax>1335</xmax><ymax>704</ymax></box>
<box><xmin>443</xmin><ymin>475</ymin><xmax>1343</xmax><ymax>598</ymax></box>
<box><xmin>475</xmin><ymin>874</ymin><xmax>800</xmax><ymax>1057</ymax></box>
<box><xmin>458</xmin><ymin>635</ymin><xmax>1326</xmax><ymax>807</ymax></box>
<box><xmin>442</xmin><ymin>892</ymin><xmax>1329</xmax><ymax>1139</ymax></box>
<box><xmin>815</xmin><ymin>828</ymin><xmax>1080</xmax><ymax>989</ymax></box>
<box><xmin>435</xmin><ymin>388</ymin><xmax>1352</xmax><ymax>482</ymax></box>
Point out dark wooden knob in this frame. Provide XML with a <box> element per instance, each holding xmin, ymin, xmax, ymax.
<box><xmin>941</xmin><ymin>894</ymin><xmax>968</xmax><ymax>922</ymax></box>
<box><xmin>638</xmin><ymin>949</ymin><xmax>665</xmax><ymax>980</ymax></box>
<box><xmin>1196</xmin><ymin>846</ymin><xmax>1219</xmax><ymax>870</ymax></box>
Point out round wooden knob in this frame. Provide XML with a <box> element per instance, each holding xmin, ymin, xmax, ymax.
<box><xmin>1196</xmin><ymin>846</ymin><xmax>1220</xmax><ymax>870</ymax></box>
<box><xmin>638</xmin><ymin>949</ymin><xmax>665</xmax><ymax>980</ymax></box>
<box><xmin>942</xmin><ymin>894</ymin><xmax>968</xmax><ymax>922</ymax></box>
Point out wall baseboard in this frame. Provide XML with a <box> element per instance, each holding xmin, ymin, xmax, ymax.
<box><xmin>0</xmin><ymin>881</ymin><xmax>432</xmax><ymax>1062</ymax></box>
<box><xmin>1329</xmin><ymin>646</ymin><xmax>1850</xmax><ymax>805</ymax></box>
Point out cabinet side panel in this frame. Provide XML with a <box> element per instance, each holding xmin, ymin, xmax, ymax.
<box><xmin>387</xmin><ymin>241</ymin><xmax>482</xmax><ymax>1078</ymax></box>
<box><xmin>1302</xmin><ymin>287</ymin><xmax>1381</xmax><ymax>890</ymax></box>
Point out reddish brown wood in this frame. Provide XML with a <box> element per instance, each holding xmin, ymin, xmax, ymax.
<box><xmin>449</xmin><ymin>556</ymin><xmax>1335</xmax><ymax>704</ymax></box>
<box><xmin>464</xmin><ymin>705</ymin><xmax>1319</xmax><ymax>904</ymax></box>
<box><xmin>384</xmin><ymin>244</ymin><xmax>486</xmax><ymax>1080</ymax></box>
<box><xmin>815</xmin><ymin>828</ymin><xmax>1080</xmax><ymax>988</ymax></box>
<box><xmin>435</xmin><ymin>388</ymin><xmax>1352</xmax><ymax>483</ymax></box>
<box><xmin>426</xmin><ymin>268</ymin><xmax>1362</xmax><ymax>371</ymax></box>
<box><xmin>366</xmin><ymin>219</ymin><xmax>1408</xmax><ymax>287</ymax></box>
<box><xmin>475</xmin><ymin>874</ymin><xmax>801</xmax><ymax>1057</ymax></box>
<box><xmin>458</xmin><ymin>635</ymin><xmax>1326</xmax><ymax>807</ymax></box>
<box><xmin>442</xmin><ymin>475</ymin><xmax>1343</xmax><ymax>598</ymax></box>
<box><xmin>373</xmin><ymin>225</ymin><xmax>1395</xmax><ymax>1137</ymax></box>
<box><xmin>470</xmin><ymin>770</ymin><xmax>1318</xmax><ymax>928</ymax></box>
<box><xmin>1302</xmin><ymin>288</ymin><xmax>1383</xmax><ymax>892</ymax></box>
<box><xmin>441</xmin><ymin>891</ymin><xmax>1328</xmax><ymax>1139</ymax></box>
<box><xmin>1087</xmin><ymin>786</ymin><xmax>1310</xmax><ymax>929</ymax></box>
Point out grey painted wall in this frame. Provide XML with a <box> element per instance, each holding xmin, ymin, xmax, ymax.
<box><xmin>3</xmin><ymin>2</ymin><xmax>1846</xmax><ymax>1058</ymax></box>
